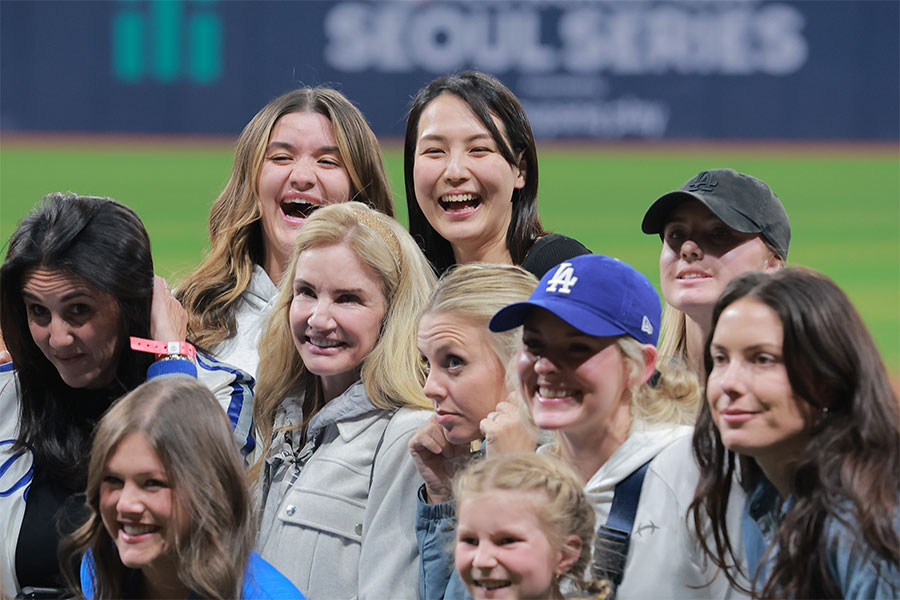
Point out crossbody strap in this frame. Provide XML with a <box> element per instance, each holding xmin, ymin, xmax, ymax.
<box><xmin>592</xmin><ymin>459</ymin><xmax>652</xmax><ymax>589</ymax></box>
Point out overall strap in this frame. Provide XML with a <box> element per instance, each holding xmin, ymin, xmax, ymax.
<box><xmin>592</xmin><ymin>459</ymin><xmax>653</xmax><ymax>590</ymax></box>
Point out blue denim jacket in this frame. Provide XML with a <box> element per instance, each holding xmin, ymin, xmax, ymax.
<box><xmin>743</xmin><ymin>477</ymin><xmax>900</xmax><ymax>599</ymax></box>
<box><xmin>415</xmin><ymin>485</ymin><xmax>472</xmax><ymax>600</ymax></box>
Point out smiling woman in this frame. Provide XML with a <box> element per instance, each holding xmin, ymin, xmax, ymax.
<box><xmin>176</xmin><ymin>87</ymin><xmax>394</xmax><ymax>377</ymax></box>
<box><xmin>62</xmin><ymin>377</ymin><xmax>302</xmax><ymax>600</ymax></box>
<box><xmin>641</xmin><ymin>168</ymin><xmax>790</xmax><ymax>376</ymax></box>
<box><xmin>0</xmin><ymin>193</ymin><xmax>254</xmax><ymax>598</ymax></box>
<box><xmin>690</xmin><ymin>268</ymin><xmax>900</xmax><ymax>598</ymax></box>
<box><xmin>405</xmin><ymin>71</ymin><xmax>589</xmax><ymax>277</ymax></box>
<box><xmin>251</xmin><ymin>202</ymin><xmax>436</xmax><ymax>598</ymax></box>
<box><xmin>489</xmin><ymin>254</ymin><xmax>747</xmax><ymax>599</ymax></box>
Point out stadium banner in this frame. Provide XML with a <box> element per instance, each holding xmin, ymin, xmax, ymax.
<box><xmin>1</xmin><ymin>0</ymin><xmax>897</xmax><ymax>140</ymax></box>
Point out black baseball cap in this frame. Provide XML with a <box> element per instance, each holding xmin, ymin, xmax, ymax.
<box><xmin>641</xmin><ymin>169</ymin><xmax>791</xmax><ymax>259</ymax></box>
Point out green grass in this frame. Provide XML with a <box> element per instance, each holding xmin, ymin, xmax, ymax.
<box><xmin>2</xmin><ymin>141</ymin><xmax>897</xmax><ymax>371</ymax></box>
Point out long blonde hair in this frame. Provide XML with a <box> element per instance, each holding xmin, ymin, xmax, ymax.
<box><xmin>62</xmin><ymin>378</ymin><xmax>255</xmax><ymax>600</ymax></box>
<box><xmin>176</xmin><ymin>88</ymin><xmax>395</xmax><ymax>351</ymax></box>
<box><xmin>251</xmin><ymin>202</ymin><xmax>435</xmax><ymax>479</ymax></box>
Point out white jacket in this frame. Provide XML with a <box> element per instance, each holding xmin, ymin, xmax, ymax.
<box><xmin>210</xmin><ymin>264</ymin><xmax>277</xmax><ymax>379</ymax></box>
<box><xmin>572</xmin><ymin>423</ymin><xmax>749</xmax><ymax>599</ymax></box>
<box><xmin>256</xmin><ymin>381</ymin><xmax>429</xmax><ymax>600</ymax></box>
<box><xmin>0</xmin><ymin>355</ymin><xmax>254</xmax><ymax>598</ymax></box>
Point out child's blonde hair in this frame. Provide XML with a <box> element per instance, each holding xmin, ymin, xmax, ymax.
<box><xmin>453</xmin><ymin>452</ymin><xmax>595</xmax><ymax>584</ymax></box>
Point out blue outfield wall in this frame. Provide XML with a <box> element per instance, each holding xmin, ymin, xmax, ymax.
<box><xmin>1</xmin><ymin>0</ymin><xmax>897</xmax><ymax>140</ymax></box>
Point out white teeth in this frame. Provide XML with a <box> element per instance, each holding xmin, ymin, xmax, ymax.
<box><xmin>441</xmin><ymin>193</ymin><xmax>478</xmax><ymax>203</ymax></box>
<box><xmin>681</xmin><ymin>273</ymin><xmax>706</xmax><ymax>279</ymax></box>
<box><xmin>283</xmin><ymin>198</ymin><xmax>313</xmax><ymax>205</ymax></box>
<box><xmin>476</xmin><ymin>580</ymin><xmax>511</xmax><ymax>590</ymax></box>
<box><xmin>122</xmin><ymin>524</ymin><xmax>157</xmax><ymax>536</ymax></box>
<box><xmin>539</xmin><ymin>387</ymin><xmax>573</xmax><ymax>398</ymax></box>
<box><xmin>308</xmin><ymin>338</ymin><xmax>342</xmax><ymax>348</ymax></box>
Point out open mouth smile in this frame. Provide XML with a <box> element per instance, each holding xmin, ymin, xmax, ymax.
<box><xmin>439</xmin><ymin>193</ymin><xmax>482</xmax><ymax>213</ymax></box>
<box><xmin>281</xmin><ymin>198</ymin><xmax>321</xmax><ymax>220</ymax></box>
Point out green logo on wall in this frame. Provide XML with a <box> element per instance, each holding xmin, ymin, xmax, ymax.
<box><xmin>112</xmin><ymin>0</ymin><xmax>222</xmax><ymax>85</ymax></box>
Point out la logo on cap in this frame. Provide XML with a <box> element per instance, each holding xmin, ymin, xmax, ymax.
<box><xmin>687</xmin><ymin>171</ymin><xmax>717</xmax><ymax>192</ymax></box>
<box><xmin>545</xmin><ymin>262</ymin><xmax>578</xmax><ymax>294</ymax></box>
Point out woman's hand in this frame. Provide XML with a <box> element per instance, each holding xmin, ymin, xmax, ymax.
<box><xmin>150</xmin><ymin>275</ymin><xmax>188</xmax><ymax>342</ymax></box>
<box><xmin>480</xmin><ymin>400</ymin><xmax>537</xmax><ymax>456</ymax></box>
<box><xmin>408</xmin><ymin>417</ymin><xmax>468</xmax><ymax>504</ymax></box>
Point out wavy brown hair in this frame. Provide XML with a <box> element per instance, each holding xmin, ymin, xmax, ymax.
<box><xmin>689</xmin><ymin>268</ymin><xmax>900</xmax><ymax>598</ymax></box>
<box><xmin>404</xmin><ymin>71</ymin><xmax>546</xmax><ymax>274</ymax></box>
<box><xmin>62</xmin><ymin>377</ymin><xmax>255</xmax><ymax>599</ymax></box>
<box><xmin>177</xmin><ymin>87</ymin><xmax>394</xmax><ymax>351</ymax></box>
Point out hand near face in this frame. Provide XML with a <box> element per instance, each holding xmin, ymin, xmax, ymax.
<box><xmin>480</xmin><ymin>399</ymin><xmax>536</xmax><ymax>456</ymax></box>
<box><xmin>408</xmin><ymin>416</ymin><xmax>469</xmax><ymax>504</ymax></box>
<box><xmin>150</xmin><ymin>276</ymin><xmax>187</xmax><ymax>342</ymax></box>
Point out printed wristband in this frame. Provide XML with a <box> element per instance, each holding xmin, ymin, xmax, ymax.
<box><xmin>130</xmin><ymin>337</ymin><xmax>196</xmax><ymax>362</ymax></box>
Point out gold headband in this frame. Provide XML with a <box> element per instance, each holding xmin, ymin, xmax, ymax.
<box><xmin>350</xmin><ymin>205</ymin><xmax>403</xmax><ymax>273</ymax></box>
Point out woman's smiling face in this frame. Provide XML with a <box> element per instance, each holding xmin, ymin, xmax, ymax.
<box><xmin>659</xmin><ymin>200</ymin><xmax>780</xmax><ymax>321</ymax></box>
<box><xmin>289</xmin><ymin>242</ymin><xmax>387</xmax><ymax>400</ymax></box>
<box><xmin>412</xmin><ymin>93</ymin><xmax>524</xmax><ymax>260</ymax></box>
<box><xmin>517</xmin><ymin>308</ymin><xmax>631</xmax><ymax>438</ymax></box>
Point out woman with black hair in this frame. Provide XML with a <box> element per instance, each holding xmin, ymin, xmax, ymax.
<box><xmin>690</xmin><ymin>268</ymin><xmax>899</xmax><ymax>598</ymax></box>
<box><xmin>0</xmin><ymin>192</ymin><xmax>253</xmax><ymax>597</ymax></box>
<box><xmin>405</xmin><ymin>71</ymin><xmax>589</xmax><ymax>278</ymax></box>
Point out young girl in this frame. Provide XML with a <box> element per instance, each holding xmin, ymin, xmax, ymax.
<box><xmin>690</xmin><ymin>268</ymin><xmax>900</xmax><ymax>598</ymax></box>
<box><xmin>63</xmin><ymin>377</ymin><xmax>302</xmax><ymax>599</ymax></box>
<box><xmin>490</xmin><ymin>254</ymin><xmax>748</xmax><ymax>598</ymax></box>
<box><xmin>453</xmin><ymin>452</ymin><xmax>598</xmax><ymax>600</ymax></box>
<box><xmin>252</xmin><ymin>202</ymin><xmax>436</xmax><ymax>599</ymax></box>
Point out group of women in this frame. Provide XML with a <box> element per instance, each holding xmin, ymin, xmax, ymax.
<box><xmin>0</xmin><ymin>70</ymin><xmax>896</xmax><ymax>600</ymax></box>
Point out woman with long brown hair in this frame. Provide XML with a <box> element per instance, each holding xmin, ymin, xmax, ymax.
<box><xmin>690</xmin><ymin>268</ymin><xmax>899</xmax><ymax>598</ymax></box>
<box><xmin>64</xmin><ymin>377</ymin><xmax>302</xmax><ymax>599</ymax></box>
<box><xmin>177</xmin><ymin>88</ymin><xmax>394</xmax><ymax>376</ymax></box>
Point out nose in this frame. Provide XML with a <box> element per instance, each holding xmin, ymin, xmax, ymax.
<box><xmin>532</xmin><ymin>354</ymin><xmax>558</xmax><ymax>376</ymax></box>
<box><xmin>422</xmin><ymin>370</ymin><xmax>446</xmax><ymax>403</ymax></box>
<box><xmin>289</xmin><ymin>159</ymin><xmax>316</xmax><ymax>190</ymax></box>
<box><xmin>116</xmin><ymin>482</ymin><xmax>144</xmax><ymax>516</ymax></box>
<box><xmin>443</xmin><ymin>149</ymin><xmax>469</xmax><ymax>183</ymax></box>
<box><xmin>47</xmin><ymin>315</ymin><xmax>74</xmax><ymax>350</ymax></box>
<box><xmin>717</xmin><ymin>359</ymin><xmax>748</xmax><ymax>398</ymax></box>
<box><xmin>680</xmin><ymin>238</ymin><xmax>703</xmax><ymax>261</ymax></box>
<box><xmin>472</xmin><ymin>542</ymin><xmax>498</xmax><ymax>569</ymax></box>
<box><xmin>307</xmin><ymin>300</ymin><xmax>335</xmax><ymax>332</ymax></box>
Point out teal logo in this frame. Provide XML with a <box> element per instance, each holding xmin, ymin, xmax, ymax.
<box><xmin>112</xmin><ymin>0</ymin><xmax>223</xmax><ymax>85</ymax></box>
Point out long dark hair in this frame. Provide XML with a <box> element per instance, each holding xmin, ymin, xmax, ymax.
<box><xmin>0</xmin><ymin>193</ymin><xmax>154</xmax><ymax>483</ymax></box>
<box><xmin>404</xmin><ymin>71</ymin><xmax>545</xmax><ymax>274</ymax></box>
<box><xmin>689</xmin><ymin>268</ymin><xmax>900</xmax><ymax>598</ymax></box>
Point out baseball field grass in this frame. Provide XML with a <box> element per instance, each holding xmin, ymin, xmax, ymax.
<box><xmin>1</xmin><ymin>138</ymin><xmax>897</xmax><ymax>372</ymax></box>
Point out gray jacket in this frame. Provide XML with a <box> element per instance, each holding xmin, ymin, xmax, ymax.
<box><xmin>256</xmin><ymin>381</ymin><xmax>429</xmax><ymax>599</ymax></box>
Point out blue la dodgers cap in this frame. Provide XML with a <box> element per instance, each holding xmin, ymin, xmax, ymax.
<box><xmin>489</xmin><ymin>254</ymin><xmax>661</xmax><ymax>346</ymax></box>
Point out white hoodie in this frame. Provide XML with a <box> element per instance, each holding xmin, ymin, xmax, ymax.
<box><xmin>551</xmin><ymin>423</ymin><xmax>749</xmax><ymax>599</ymax></box>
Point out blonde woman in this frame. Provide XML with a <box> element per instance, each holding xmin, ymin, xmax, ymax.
<box><xmin>410</xmin><ymin>264</ymin><xmax>538</xmax><ymax>600</ymax></box>
<box><xmin>491</xmin><ymin>254</ymin><xmax>748</xmax><ymax>599</ymax></box>
<box><xmin>177</xmin><ymin>88</ymin><xmax>394</xmax><ymax>377</ymax></box>
<box><xmin>641</xmin><ymin>169</ymin><xmax>789</xmax><ymax>376</ymax></box>
<box><xmin>252</xmin><ymin>202</ymin><xmax>435</xmax><ymax>599</ymax></box>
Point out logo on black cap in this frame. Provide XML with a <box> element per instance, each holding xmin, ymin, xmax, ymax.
<box><xmin>686</xmin><ymin>171</ymin><xmax>718</xmax><ymax>193</ymax></box>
